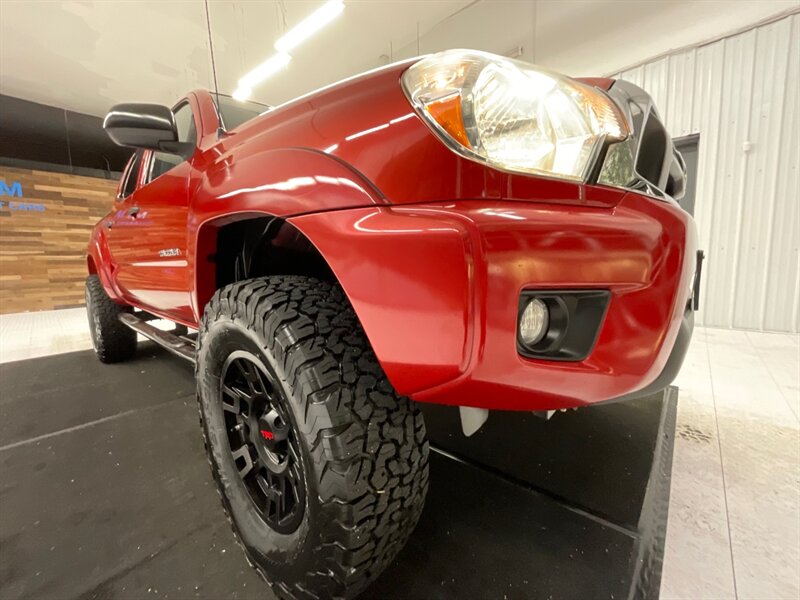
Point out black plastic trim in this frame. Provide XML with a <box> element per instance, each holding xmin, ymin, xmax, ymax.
<box><xmin>692</xmin><ymin>250</ymin><xmax>705</xmax><ymax>311</ymax></box>
<box><xmin>517</xmin><ymin>290</ymin><xmax>611</xmax><ymax>362</ymax></box>
<box><xmin>600</xmin><ymin>80</ymin><xmax>687</xmax><ymax>203</ymax></box>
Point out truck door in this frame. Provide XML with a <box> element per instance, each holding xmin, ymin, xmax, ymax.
<box><xmin>108</xmin><ymin>100</ymin><xmax>197</xmax><ymax>323</ymax></box>
<box><xmin>103</xmin><ymin>149</ymin><xmax>144</xmax><ymax>299</ymax></box>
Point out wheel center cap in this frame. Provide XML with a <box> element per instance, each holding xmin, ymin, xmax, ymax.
<box><xmin>255</xmin><ymin>408</ymin><xmax>289</xmax><ymax>457</ymax></box>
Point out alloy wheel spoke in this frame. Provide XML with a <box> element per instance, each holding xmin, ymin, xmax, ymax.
<box><xmin>221</xmin><ymin>385</ymin><xmax>245</xmax><ymax>414</ymax></box>
<box><xmin>279</xmin><ymin>473</ymin><xmax>287</xmax><ymax>516</ymax></box>
<box><xmin>256</xmin><ymin>473</ymin><xmax>272</xmax><ymax>498</ymax></box>
<box><xmin>257</xmin><ymin>473</ymin><xmax>279</xmax><ymax>516</ymax></box>
<box><xmin>231</xmin><ymin>445</ymin><xmax>254</xmax><ymax>478</ymax></box>
<box><xmin>287</xmin><ymin>441</ymin><xmax>301</xmax><ymax>465</ymax></box>
<box><xmin>235</xmin><ymin>359</ymin><xmax>265</xmax><ymax>396</ymax></box>
<box><xmin>221</xmin><ymin>354</ymin><xmax>304</xmax><ymax>533</ymax></box>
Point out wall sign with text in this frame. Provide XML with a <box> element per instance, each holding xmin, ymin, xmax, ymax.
<box><xmin>0</xmin><ymin>180</ymin><xmax>46</xmax><ymax>212</ymax></box>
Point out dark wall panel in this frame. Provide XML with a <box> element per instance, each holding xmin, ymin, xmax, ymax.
<box><xmin>0</xmin><ymin>95</ymin><xmax>131</xmax><ymax>175</ymax></box>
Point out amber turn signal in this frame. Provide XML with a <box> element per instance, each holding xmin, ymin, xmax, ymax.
<box><xmin>424</xmin><ymin>93</ymin><xmax>471</xmax><ymax>149</ymax></box>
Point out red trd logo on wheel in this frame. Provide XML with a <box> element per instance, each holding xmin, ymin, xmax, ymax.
<box><xmin>260</xmin><ymin>430</ymin><xmax>274</xmax><ymax>441</ymax></box>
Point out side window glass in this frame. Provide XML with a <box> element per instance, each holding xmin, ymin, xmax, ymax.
<box><xmin>148</xmin><ymin>152</ymin><xmax>183</xmax><ymax>183</ymax></box>
<box><xmin>119</xmin><ymin>150</ymin><xmax>143</xmax><ymax>200</ymax></box>
<box><xmin>174</xmin><ymin>102</ymin><xmax>196</xmax><ymax>145</ymax></box>
<box><xmin>145</xmin><ymin>102</ymin><xmax>196</xmax><ymax>184</ymax></box>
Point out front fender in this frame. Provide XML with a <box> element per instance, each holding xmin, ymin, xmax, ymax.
<box><xmin>191</xmin><ymin>146</ymin><xmax>385</xmax><ymax>220</ymax></box>
<box><xmin>189</xmin><ymin>147</ymin><xmax>389</xmax><ymax>318</ymax></box>
<box><xmin>288</xmin><ymin>206</ymin><xmax>480</xmax><ymax>396</ymax></box>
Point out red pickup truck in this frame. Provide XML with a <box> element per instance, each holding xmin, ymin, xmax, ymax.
<box><xmin>87</xmin><ymin>49</ymin><xmax>699</xmax><ymax>598</ymax></box>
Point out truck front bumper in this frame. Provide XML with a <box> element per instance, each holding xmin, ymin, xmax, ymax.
<box><xmin>289</xmin><ymin>190</ymin><xmax>698</xmax><ymax>411</ymax></box>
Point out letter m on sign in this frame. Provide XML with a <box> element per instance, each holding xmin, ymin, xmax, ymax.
<box><xmin>0</xmin><ymin>181</ymin><xmax>23</xmax><ymax>197</ymax></box>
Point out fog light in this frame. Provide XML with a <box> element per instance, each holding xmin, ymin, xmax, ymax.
<box><xmin>519</xmin><ymin>298</ymin><xmax>549</xmax><ymax>346</ymax></box>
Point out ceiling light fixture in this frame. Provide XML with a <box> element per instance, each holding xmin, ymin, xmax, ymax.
<box><xmin>274</xmin><ymin>0</ymin><xmax>344</xmax><ymax>54</ymax></box>
<box><xmin>238</xmin><ymin>51</ymin><xmax>292</xmax><ymax>90</ymax></box>
<box><xmin>232</xmin><ymin>87</ymin><xmax>252</xmax><ymax>101</ymax></box>
<box><xmin>231</xmin><ymin>1</ymin><xmax>343</xmax><ymax>102</ymax></box>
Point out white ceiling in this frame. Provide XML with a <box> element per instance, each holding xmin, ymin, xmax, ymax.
<box><xmin>0</xmin><ymin>0</ymin><xmax>471</xmax><ymax>117</ymax></box>
<box><xmin>3</xmin><ymin>0</ymin><xmax>796</xmax><ymax>119</ymax></box>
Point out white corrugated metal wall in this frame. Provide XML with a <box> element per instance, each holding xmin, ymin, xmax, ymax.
<box><xmin>614</xmin><ymin>13</ymin><xmax>799</xmax><ymax>333</ymax></box>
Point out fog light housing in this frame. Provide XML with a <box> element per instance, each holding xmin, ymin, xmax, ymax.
<box><xmin>519</xmin><ymin>298</ymin><xmax>549</xmax><ymax>347</ymax></box>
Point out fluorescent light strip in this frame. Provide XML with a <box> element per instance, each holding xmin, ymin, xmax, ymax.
<box><xmin>275</xmin><ymin>0</ymin><xmax>344</xmax><ymax>54</ymax></box>
<box><xmin>238</xmin><ymin>51</ymin><xmax>291</xmax><ymax>90</ymax></box>
<box><xmin>231</xmin><ymin>1</ymin><xmax>343</xmax><ymax>102</ymax></box>
<box><xmin>232</xmin><ymin>87</ymin><xmax>252</xmax><ymax>101</ymax></box>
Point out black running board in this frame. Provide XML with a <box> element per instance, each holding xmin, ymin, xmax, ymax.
<box><xmin>118</xmin><ymin>313</ymin><xmax>197</xmax><ymax>364</ymax></box>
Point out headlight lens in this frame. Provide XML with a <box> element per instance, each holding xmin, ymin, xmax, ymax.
<box><xmin>402</xmin><ymin>50</ymin><xmax>628</xmax><ymax>181</ymax></box>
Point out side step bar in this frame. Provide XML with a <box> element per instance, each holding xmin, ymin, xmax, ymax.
<box><xmin>118</xmin><ymin>312</ymin><xmax>197</xmax><ymax>364</ymax></box>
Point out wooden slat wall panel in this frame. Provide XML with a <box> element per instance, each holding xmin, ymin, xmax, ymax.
<box><xmin>0</xmin><ymin>166</ymin><xmax>117</xmax><ymax>314</ymax></box>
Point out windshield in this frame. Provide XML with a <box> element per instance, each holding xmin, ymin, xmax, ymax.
<box><xmin>214</xmin><ymin>94</ymin><xmax>269</xmax><ymax>131</ymax></box>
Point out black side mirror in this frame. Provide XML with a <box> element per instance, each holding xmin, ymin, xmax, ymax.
<box><xmin>665</xmin><ymin>148</ymin><xmax>687</xmax><ymax>201</ymax></box>
<box><xmin>103</xmin><ymin>103</ymin><xmax>191</xmax><ymax>156</ymax></box>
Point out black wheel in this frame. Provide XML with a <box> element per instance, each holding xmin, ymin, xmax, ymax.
<box><xmin>197</xmin><ymin>276</ymin><xmax>429</xmax><ymax>599</ymax></box>
<box><xmin>85</xmin><ymin>274</ymin><xmax>137</xmax><ymax>363</ymax></box>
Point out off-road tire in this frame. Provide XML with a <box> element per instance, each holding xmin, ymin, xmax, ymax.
<box><xmin>85</xmin><ymin>274</ymin><xmax>137</xmax><ymax>363</ymax></box>
<box><xmin>196</xmin><ymin>276</ymin><xmax>429</xmax><ymax>599</ymax></box>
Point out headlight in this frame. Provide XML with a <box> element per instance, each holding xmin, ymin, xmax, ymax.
<box><xmin>402</xmin><ymin>49</ymin><xmax>628</xmax><ymax>181</ymax></box>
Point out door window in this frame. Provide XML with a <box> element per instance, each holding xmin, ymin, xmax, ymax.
<box><xmin>215</xmin><ymin>94</ymin><xmax>268</xmax><ymax>131</ymax></box>
<box><xmin>145</xmin><ymin>102</ymin><xmax>196</xmax><ymax>184</ymax></box>
<box><xmin>174</xmin><ymin>102</ymin><xmax>196</xmax><ymax>146</ymax></box>
<box><xmin>148</xmin><ymin>152</ymin><xmax>184</xmax><ymax>183</ymax></box>
<box><xmin>119</xmin><ymin>150</ymin><xmax>144</xmax><ymax>199</ymax></box>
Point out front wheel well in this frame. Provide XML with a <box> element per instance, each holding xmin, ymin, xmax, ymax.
<box><xmin>196</xmin><ymin>215</ymin><xmax>336</xmax><ymax>312</ymax></box>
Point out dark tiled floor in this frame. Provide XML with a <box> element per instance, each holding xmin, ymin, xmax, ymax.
<box><xmin>0</xmin><ymin>345</ymin><xmax>674</xmax><ymax>599</ymax></box>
